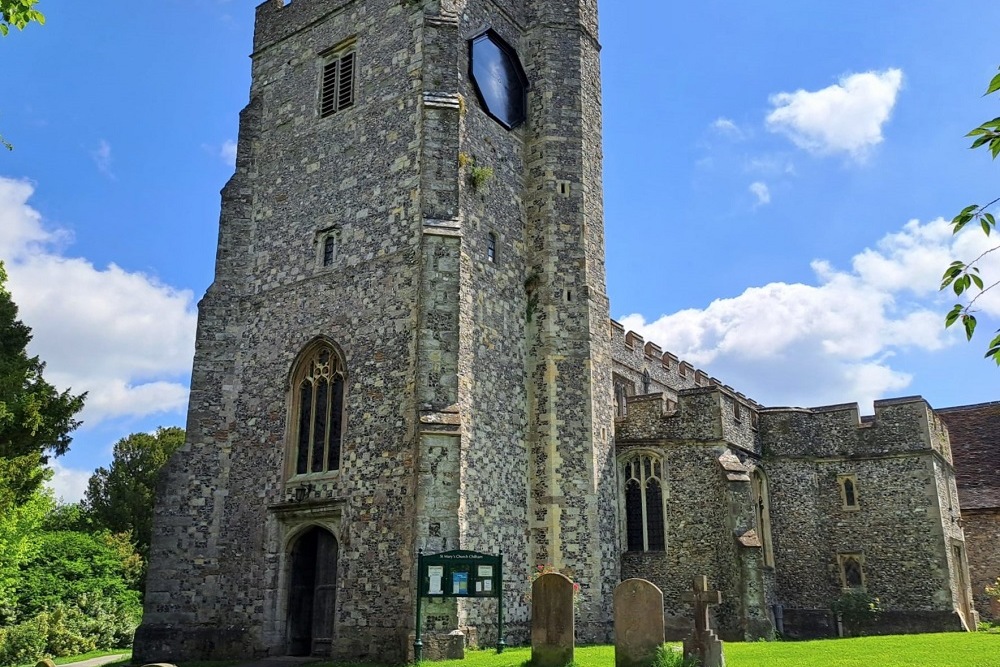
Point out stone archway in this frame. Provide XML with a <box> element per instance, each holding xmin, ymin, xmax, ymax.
<box><xmin>287</xmin><ymin>526</ymin><xmax>339</xmax><ymax>656</ymax></box>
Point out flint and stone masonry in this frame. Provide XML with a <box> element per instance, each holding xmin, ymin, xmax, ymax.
<box><xmin>135</xmin><ymin>0</ymin><xmax>996</xmax><ymax>662</ymax></box>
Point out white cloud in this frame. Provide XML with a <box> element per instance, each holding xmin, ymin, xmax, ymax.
<box><xmin>712</xmin><ymin>117</ymin><xmax>743</xmax><ymax>138</ymax></box>
<box><xmin>0</xmin><ymin>177</ymin><xmax>197</xmax><ymax>427</ymax></box>
<box><xmin>221</xmin><ymin>139</ymin><xmax>238</xmax><ymax>167</ymax></box>
<box><xmin>46</xmin><ymin>461</ymin><xmax>92</xmax><ymax>504</ymax></box>
<box><xmin>618</xmin><ymin>215</ymin><xmax>996</xmax><ymax>410</ymax></box>
<box><xmin>91</xmin><ymin>139</ymin><xmax>115</xmax><ymax>179</ymax></box>
<box><xmin>749</xmin><ymin>181</ymin><xmax>771</xmax><ymax>206</ymax></box>
<box><xmin>766</xmin><ymin>69</ymin><xmax>903</xmax><ymax>160</ymax></box>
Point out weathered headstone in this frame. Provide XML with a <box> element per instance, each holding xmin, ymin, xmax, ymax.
<box><xmin>681</xmin><ymin>575</ymin><xmax>725</xmax><ymax>667</ymax></box>
<box><xmin>34</xmin><ymin>660</ymin><xmax>55</xmax><ymax>667</ymax></box>
<box><xmin>531</xmin><ymin>572</ymin><xmax>575</xmax><ymax>667</ymax></box>
<box><xmin>614</xmin><ymin>578</ymin><xmax>665</xmax><ymax>667</ymax></box>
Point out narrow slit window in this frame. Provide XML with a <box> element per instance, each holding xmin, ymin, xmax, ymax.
<box><xmin>323</xmin><ymin>234</ymin><xmax>337</xmax><ymax>266</ymax></box>
<box><xmin>320</xmin><ymin>42</ymin><xmax>357</xmax><ymax>118</ymax></box>
<box><xmin>487</xmin><ymin>233</ymin><xmax>496</xmax><ymax>263</ymax></box>
<box><xmin>838</xmin><ymin>473</ymin><xmax>860</xmax><ymax>511</ymax></box>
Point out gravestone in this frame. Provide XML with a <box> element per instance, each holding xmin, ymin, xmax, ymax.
<box><xmin>681</xmin><ymin>575</ymin><xmax>725</xmax><ymax>667</ymax></box>
<box><xmin>531</xmin><ymin>572</ymin><xmax>575</xmax><ymax>667</ymax></box>
<box><xmin>35</xmin><ymin>660</ymin><xmax>55</xmax><ymax>667</ymax></box>
<box><xmin>614</xmin><ymin>578</ymin><xmax>665</xmax><ymax>667</ymax></box>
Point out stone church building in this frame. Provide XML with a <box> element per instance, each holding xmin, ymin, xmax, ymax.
<box><xmin>134</xmin><ymin>0</ymin><xmax>997</xmax><ymax>662</ymax></box>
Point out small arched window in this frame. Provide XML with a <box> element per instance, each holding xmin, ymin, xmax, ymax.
<box><xmin>290</xmin><ymin>342</ymin><xmax>346</xmax><ymax>475</ymax></box>
<box><xmin>838</xmin><ymin>473</ymin><xmax>860</xmax><ymax>510</ymax></box>
<box><xmin>621</xmin><ymin>453</ymin><xmax>666</xmax><ymax>552</ymax></box>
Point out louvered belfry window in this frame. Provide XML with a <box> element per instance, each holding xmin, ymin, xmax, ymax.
<box><xmin>320</xmin><ymin>42</ymin><xmax>356</xmax><ymax>118</ymax></box>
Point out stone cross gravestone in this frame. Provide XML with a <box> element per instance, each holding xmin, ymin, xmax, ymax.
<box><xmin>681</xmin><ymin>575</ymin><xmax>725</xmax><ymax>667</ymax></box>
<box><xmin>614</xmin><ymin>578</ymin><xmax>665</xmax><ymax>667</ymax></box>
<box><xmin>531</xmin><ymin>572</ymin><xmax>575</xmax><ymax>667</ymax></box>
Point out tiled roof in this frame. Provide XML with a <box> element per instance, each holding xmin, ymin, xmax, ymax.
<box><xmin>938</xmin><ymin>401</ymin><xmax>1000</xmax><ymax>510</ymax></box>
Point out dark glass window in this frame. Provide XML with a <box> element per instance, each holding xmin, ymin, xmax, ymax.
<box><xmin>487</xmin><ymin>233</ymin><xmax>496</xmax><ymax>262</ymax></box>
<box><xmin>469</xmin><ymin>30</ymin><xmax>529</xmax><ymax>130</ymax></box>
<box><xmin>625</xmin><ymin>479</ymin><xmax>644</xmax><ymax>552</ymax></box>
<box><xmin>622</xmin><ymin>453</ymin><xmax>666</xmax><ymax>552</ymax></box>
<box><xmin>642</xmin><ymin>369</ymin><xmax>651</xmax><ymax>394</ymax></box>
<box><xmin>293</xmin><ymin>345</ymin><xmax>345</xmax><ymax>474</ymax></box>
<box><xmin>843</xmin><ymin>479</ymin><xmax>856</xmax><ymax>507</ymax></box>
<box><xmin>645</xmin><ymin>479</ymin><xmax>665</xmax><ymax>551</ymax></box>
<box><xmin>323</xmin><ymin>234</ymin><xmax>336</xmax><ymax>266</ymax></box>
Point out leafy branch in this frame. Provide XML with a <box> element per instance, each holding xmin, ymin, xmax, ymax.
<box><xmin>0</xmin><ymin>0</ymin><xmax>45</xmax><ymax>36</ymax></box>
<box><xmin>942</xmin><ymin>66</ymin><xmax>1000</xmax><ymax>365</ymax></box>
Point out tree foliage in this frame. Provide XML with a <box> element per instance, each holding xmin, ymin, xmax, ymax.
<box><xmin>0</xmin><ymin>262</ymin><xmax>86</xmax><ymax>512</ymax></box>
<box><xmin>943</xmin><ymin>66</ymin><xmax>1000</xmax><ymax>364</ymax></box>
<box><xmin>84</xmin><ymin>426</ymin><xmax>185</xmax><ymax>558</ymax></box>
<box><xmin>0</xmin><ymin>0</ymin><xmax>44</xmax><ymax>37</ymax></box>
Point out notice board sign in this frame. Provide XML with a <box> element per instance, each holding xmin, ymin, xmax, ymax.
<box><xmin>414</xmin><ymin>548</ymin><xmax>505</xmax><ymax>660</ymax></box>
<box><xmin>418</xmin><ymin>549</ymin><xmax>501</xmax><ymax>598</ymax></box>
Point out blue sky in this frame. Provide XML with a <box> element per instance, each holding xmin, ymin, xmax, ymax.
<box><xmin>2</xmin><ymin>1</ymin><xmax>998</xmax><ymax>502</ymax></box>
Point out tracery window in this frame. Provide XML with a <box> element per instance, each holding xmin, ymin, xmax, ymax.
<box><xmin>621</xmin><ymin>453</ymin><xmax>666</xmax><ymax>552</ymax></box>
<box><xmin>290</xmin><ymin>342</ymin><xmax>346</xmax><ymax>475</ymax></box>
<box><xmin>641</xmin><ymin>369</ymin><xmax>651</xmax><ymax>394</ymax></box>
<box><xmin>752</xmin><ymin>469</ymin><xmax>775</xmax><ymax>567</ymax></box>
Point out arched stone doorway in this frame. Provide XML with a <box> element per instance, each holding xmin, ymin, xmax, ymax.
<box><xmin>287</xmin><ymin>526</ymin><xmax>338</xmax><ymax>656</ymax></box>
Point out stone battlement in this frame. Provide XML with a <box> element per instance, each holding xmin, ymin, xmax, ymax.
<box><xmin>610</xmin><ymin>319</ymin><xmax>761</xmax><ymax>420</ymax></box>
<box><xmin>759</xmin><ymin>396</ymin><xmax>951</xmax><ymax>461</ymax></box>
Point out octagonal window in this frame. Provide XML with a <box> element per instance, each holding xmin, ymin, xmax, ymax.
<box><xmin>469</xmin><ymin>29</ymin><xmax>529</xmax><ymax>130</ymax></box>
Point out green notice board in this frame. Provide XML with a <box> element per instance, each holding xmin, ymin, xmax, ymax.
<box><xmin>419</xmin><ymin>549</ymin><xmax>501</xmax><ymax>598</ymax></box>
<box><xmin>413</xmin><ymin>548</ymin><xmax>505</xmax><ymax>661</ymax></box>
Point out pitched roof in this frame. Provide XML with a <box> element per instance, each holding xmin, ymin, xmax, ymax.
<box><xmin>938</xmin><ymin>401</ymin><xmax>1000</xmax><ymax>510</ymax></box>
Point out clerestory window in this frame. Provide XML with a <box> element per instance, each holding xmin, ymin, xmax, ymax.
<box><xmin>622</xmin><ymin>453</ymin><xmax>666</xmax><ymax>552</ymax></box>
<box><xmin>290</xmin><ymin>341</ymin><xmax>346</xmax><ymax>475</ymax></box>
<box><xmin>319</xmin><ymin>40</ymin><xmax>356</xmax><ymax>118</ymax></box>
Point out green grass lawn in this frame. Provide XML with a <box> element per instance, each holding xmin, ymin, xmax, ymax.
<box><xmin>16</xmin><ymin>649</ymin><xmax>131</xmax><ymax>667</ymax></box>
<box><xmin>415</xmin><ymin>634</ymin><xmax>1000</xmax><ymax>667</ymax></box>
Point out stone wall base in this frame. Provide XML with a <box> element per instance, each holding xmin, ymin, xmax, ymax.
<box><xmin>780</xmin><ymin>608</ymin><xmax>967</xmax><ymax>639</ymax></box>
<box><xmin>133</xmin><ymin>624</ymin><xmax>260</xmax><ymax>664</ymax></box>
<box><xmin>135</xmin><ymin>624</ymin><xmax>415</xmax><ymax>664</ymax></box>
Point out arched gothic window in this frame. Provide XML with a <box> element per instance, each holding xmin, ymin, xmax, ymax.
<box><xmin>641</xmin><ymin>369</ymin><xmax>651</xmax><ymax>394</ymax></box>
<box><xmin>621</xmin><ymin>453</ymin><xmax>666</xmax><ymax>552</ymax></box>
<box><xmin>752</xmin><ymin>469</ymin><xmax>775</xmax><ymax>567</ymax></box>
<box><xmin>290</xmin><ymin>342</ymin><xmax>346</xmax><ymax>475</ymax></box>
<box><xmin>838</xmin><ymin>553</ymin><xmax>865</xmax><ymax>590</ymax></box>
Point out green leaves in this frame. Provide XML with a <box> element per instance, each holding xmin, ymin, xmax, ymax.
<box><xmin>942</xmin><ymin>67</ymin><xmax>1000</xmax><ymax>365</ymax></box>
<box><xmin>0</xmin><ymin>0</ymin><xmax>45</xmax><ymax>36</ymax></box>
<box><xmin>986</xmin><ymin>66</ymin><xmax>1000</xmax><ymax>96</ymax></box>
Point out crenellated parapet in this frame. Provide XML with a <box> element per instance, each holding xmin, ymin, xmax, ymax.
<box><xmin>615</xmin><ymin>386</ymin><xmax>761</xmax><ymax>454</ymax></box>
<box><xmin>759</xmin><ymin>395</ymin><xmax>952</xmax><ymax>461</ymax></box>
<box><xmin>610</xmin><ymin>319</ymin><xmax>761</xmax><ymax>435</ymax></box>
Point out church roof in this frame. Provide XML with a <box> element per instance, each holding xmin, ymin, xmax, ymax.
<box><xmin>938</xmin><ymin>401</ymin><xmax>1000</xmax><ymax>510</ymax></box>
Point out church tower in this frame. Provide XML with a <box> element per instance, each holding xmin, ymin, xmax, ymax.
<box><xmin>134</xmin><ymin>0</ymin><xmax>615</xmax><ymax>661</ymax></box>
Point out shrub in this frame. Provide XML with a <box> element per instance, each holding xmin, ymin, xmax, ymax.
<box><xmin>831</xmin><ymin>589</ymin><xmax>882</xmax><ymax>632</ymax></box>
<box><xmin>654</xmin><ymin>644</ymin><xmax>700</xmax><ymax>667</ymax></box>
<box><xmin>0</xmin><ymin>613</ymin><xmax>48</xmax><ymax>666</ymax></box>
